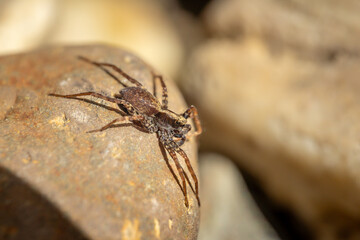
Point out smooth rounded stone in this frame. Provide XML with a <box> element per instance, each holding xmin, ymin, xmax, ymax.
<box><xmin>198</xmin><ymin>153</ymin><xmax>279</xmax><ymax>240</ymax></box>
<box><xmin>0</xmin><ymin>45</ymin><xmax>199</xmax><ymax>240</ymax></box>
<box><xmin>181</xmin><ymin>39</ymin><xmax>360</xmax><ymax>239</ymax></box>
<box><xmin>203</xmin><ymin>0</ymin><xmax>360</xmax><ymax>58</ymax></box>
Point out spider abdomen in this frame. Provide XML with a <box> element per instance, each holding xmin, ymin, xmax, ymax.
<box><xmin>118</xmin><ymin>87</ymin><xmax>161</xmax><ymax>116</ymax></box>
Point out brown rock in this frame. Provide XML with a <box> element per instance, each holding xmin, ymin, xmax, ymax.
<box><xmin>0</xmin><ymin>86</ymin><xmax>17</xmax><ymax>120</ymax></box>
<box><xmin>0</xmin><ymin>45</ymin><xmax>199</xmax><ymax>240</ymax></box>
<box><xmin>198</xmin><ymin>153</ymin><xmax>279</xmax><ymax>240</ymax></box>
<box><xmin>181</xmin><ymin>39</ymin><xmax>360</xmax><ymax>239</ymax></box>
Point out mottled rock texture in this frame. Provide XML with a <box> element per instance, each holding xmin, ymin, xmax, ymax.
<box><xmin>198</xmin><ymin>153</ymin><xmax>279</xmax><ymax>240</ymax></box>
<box><xmin>181</xmin><ymin>38</ymin><xmax>360</xmax><ymax>240</ymax></box>
<box><xmin>0</xmin><ymin>45</ymin><xmax>199</xmax><ymax>240</ymax></box>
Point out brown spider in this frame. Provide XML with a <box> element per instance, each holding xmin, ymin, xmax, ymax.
<box><xmin>49</xmin><ymin>56</ymin><xmax>202</xmax><ymax>208</ymax></box>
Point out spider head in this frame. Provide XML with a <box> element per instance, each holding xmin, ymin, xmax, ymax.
<box><xmin>174</xmin><ymin>115</ymin><xmax>187</xmax><ymax>126</ymax></box>
<box><xmin>155</xmin><ymin>109</ymin><xmax>188</xmax><ymax>130</ymax></box>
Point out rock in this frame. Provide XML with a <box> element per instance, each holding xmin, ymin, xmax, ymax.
<box><xmin>0</xmin><ymin>86</ymin><xmax>17</xmax><ymax>120</ymax></box>
<box><xmin>181</xmin><ymin>39</ymin><xmax>360</xmax><ymax>239</ymax></box>
<box><xmin>0</xmin><ymin>45</ymin><xmax>199</xmax><ymax>240</ymax></box>
<box><xmin>0</xmin><ymin>0</ymin><xmax>57</xmax><ymax>55</ymax></box>
<box><xmin>0</xmin><ymin>0</ymin><xmax>184</xmax><ymax>78</ymax></box>
<box><xmin>198</xmin><ymin>153</ymin><xmax>279</xmax><ymax>240</ymax></box>
<box><xmin>204</xmin><ymin>0</ymin><xmax>360</xmax><ymax>59</ymax></box>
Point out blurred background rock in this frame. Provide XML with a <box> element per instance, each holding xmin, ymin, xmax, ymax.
<box><xmin>1</xmin><ymin>0</ymin><xmax>360</xmax><ymax>239</ymax></box>
<box><xmin>198</xmin><ymin>153</ymin><xmax>279</xmax><ymax>240</ymax></box>
<box><xmin>0</xmin><ymin>0</ymin><xmax>193</xmax><ymax>79</ymax></box>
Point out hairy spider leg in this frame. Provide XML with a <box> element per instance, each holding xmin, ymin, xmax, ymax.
<box><xmin>165</xmin><ymin>146</ymin><xmax>189</xmax><ymax>208</ymax></box>
<box><xmin>176</xmin><ymin>148</ymin><xmax>200</xmax><ymax>206</ymax></box>
<box><xmin>183</xmin><ymin>105</ymin><xmax>202</xmax><ymax>139</ymax></box>
<box><xmin>137</xmin><ymin>58</ymin><xmax>169</xmax><ymax>110</ymax></box>
<box><xmin>79</xmin><ymin>56</ymin><xmax>169</xmax><ymax>109</ymax></box>
<box><xmin>78</xmin><ymin>56</ymin><xmax>143</xmax><ymax>87</ymax></box>
<box><xmin>49</xmin><ymin>92</ymin><xmax>136</xmax><ymax>114</ymax></box>
<box><xmin>87</xmin><ymin>115</ymin><xmax>144</xmax><ymax>133</ymax></box>
<box><xmin>49</xmin><ymin>91</ymin><xmax>132</xmax><ymax>107</ymax></box>
<box><xmin>180</xmin><ymin>165</ymin><xmax>197</xmax><ymax>200</ymax></box>
<box><xmin>151</xmin><ymin>71</ymin><xmax>168</xmax><ymax>110</ymax></box>
<box><xmin>159</xmin><ymin>141</ymin><xmax>197</xmax><ymax>205</ymax></box>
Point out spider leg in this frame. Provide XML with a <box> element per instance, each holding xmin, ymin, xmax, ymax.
<box><xmin>176</xmin><ymin>148</ymin><xmax>200</xmax><ymax>207</ymax></box>
<box><xmin>49</xmin><ymin>92</ymin><xmax>123</xmax><ymax>104</ymax></box>
<box><xmin>78</xmin><ymin>56</ymin><xmax>143</xmax><ymax>87</ymax></box>
<box><xmin>183</xmin><ymin>105</ymin><xmax>202</xmax><ymax>138</ymax></box>
<box><xmin>159</xmin><ymin>141</ymin><xmax>197</xmax><ymax>205</ymax></box>
<box><xmin>165</xmin><ymin>145</ymin><xmax>189</xmax><ymax>208</ymax></box>
<box><xmin>49</xmin><ymin>92</ymin><xmax>137</xmax><ymax>114</ymax></box>
<box><xmin>87</xmin><ymin>115</ymin><xmax>144</xmax><ymax>133</ymax></box>
<box><xmin>151</xmin><ymin>71</ymin><xmax>168</xmax><ymax>109</ymax></box>
<box><xmin>180</xmin><ymin>165</ymin><xmax>197</xmax><ymax>200</ymax></box>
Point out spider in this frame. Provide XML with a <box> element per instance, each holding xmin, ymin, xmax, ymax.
<box><xmin>49</xmin><ymin>56</ymin><xmax>202</xmax><ymax>208</ymax></box>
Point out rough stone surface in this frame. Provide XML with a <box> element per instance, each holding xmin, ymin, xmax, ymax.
<box><xmin>0</xmin><ymin>45</ymin><xmax>199</xmax><ymax>240</ymax></box>
<box><xmin>181</xmin><ymin>39</ymin><xmax>360</xmax><ymax>239</ymax></box>
<box><xmin>198</xmin><ymin>153</ymin><xmax>279</xmax><ymax>240</ymax></box>
<box><xmin>204</xmin><ymin>0</ymin><xmax>360</xmax><ymax>59</ymax></box>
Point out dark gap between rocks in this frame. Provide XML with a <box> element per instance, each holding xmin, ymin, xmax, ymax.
<box><xmin>240</xmin><ymin>166</ymin><xmax>314</xmax><ymax>240</ymax></box>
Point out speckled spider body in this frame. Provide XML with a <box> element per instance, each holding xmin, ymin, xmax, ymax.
<box><xmin>49</xmin><ymin>56</ymin><xmax>202</xmax><ymax>207</ymax></box>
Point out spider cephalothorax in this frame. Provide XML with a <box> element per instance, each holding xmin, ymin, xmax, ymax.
<box><xmin>49</xmin><ymin>56</ymin><xmax>202</xmax><ymax>207</ymax></box>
